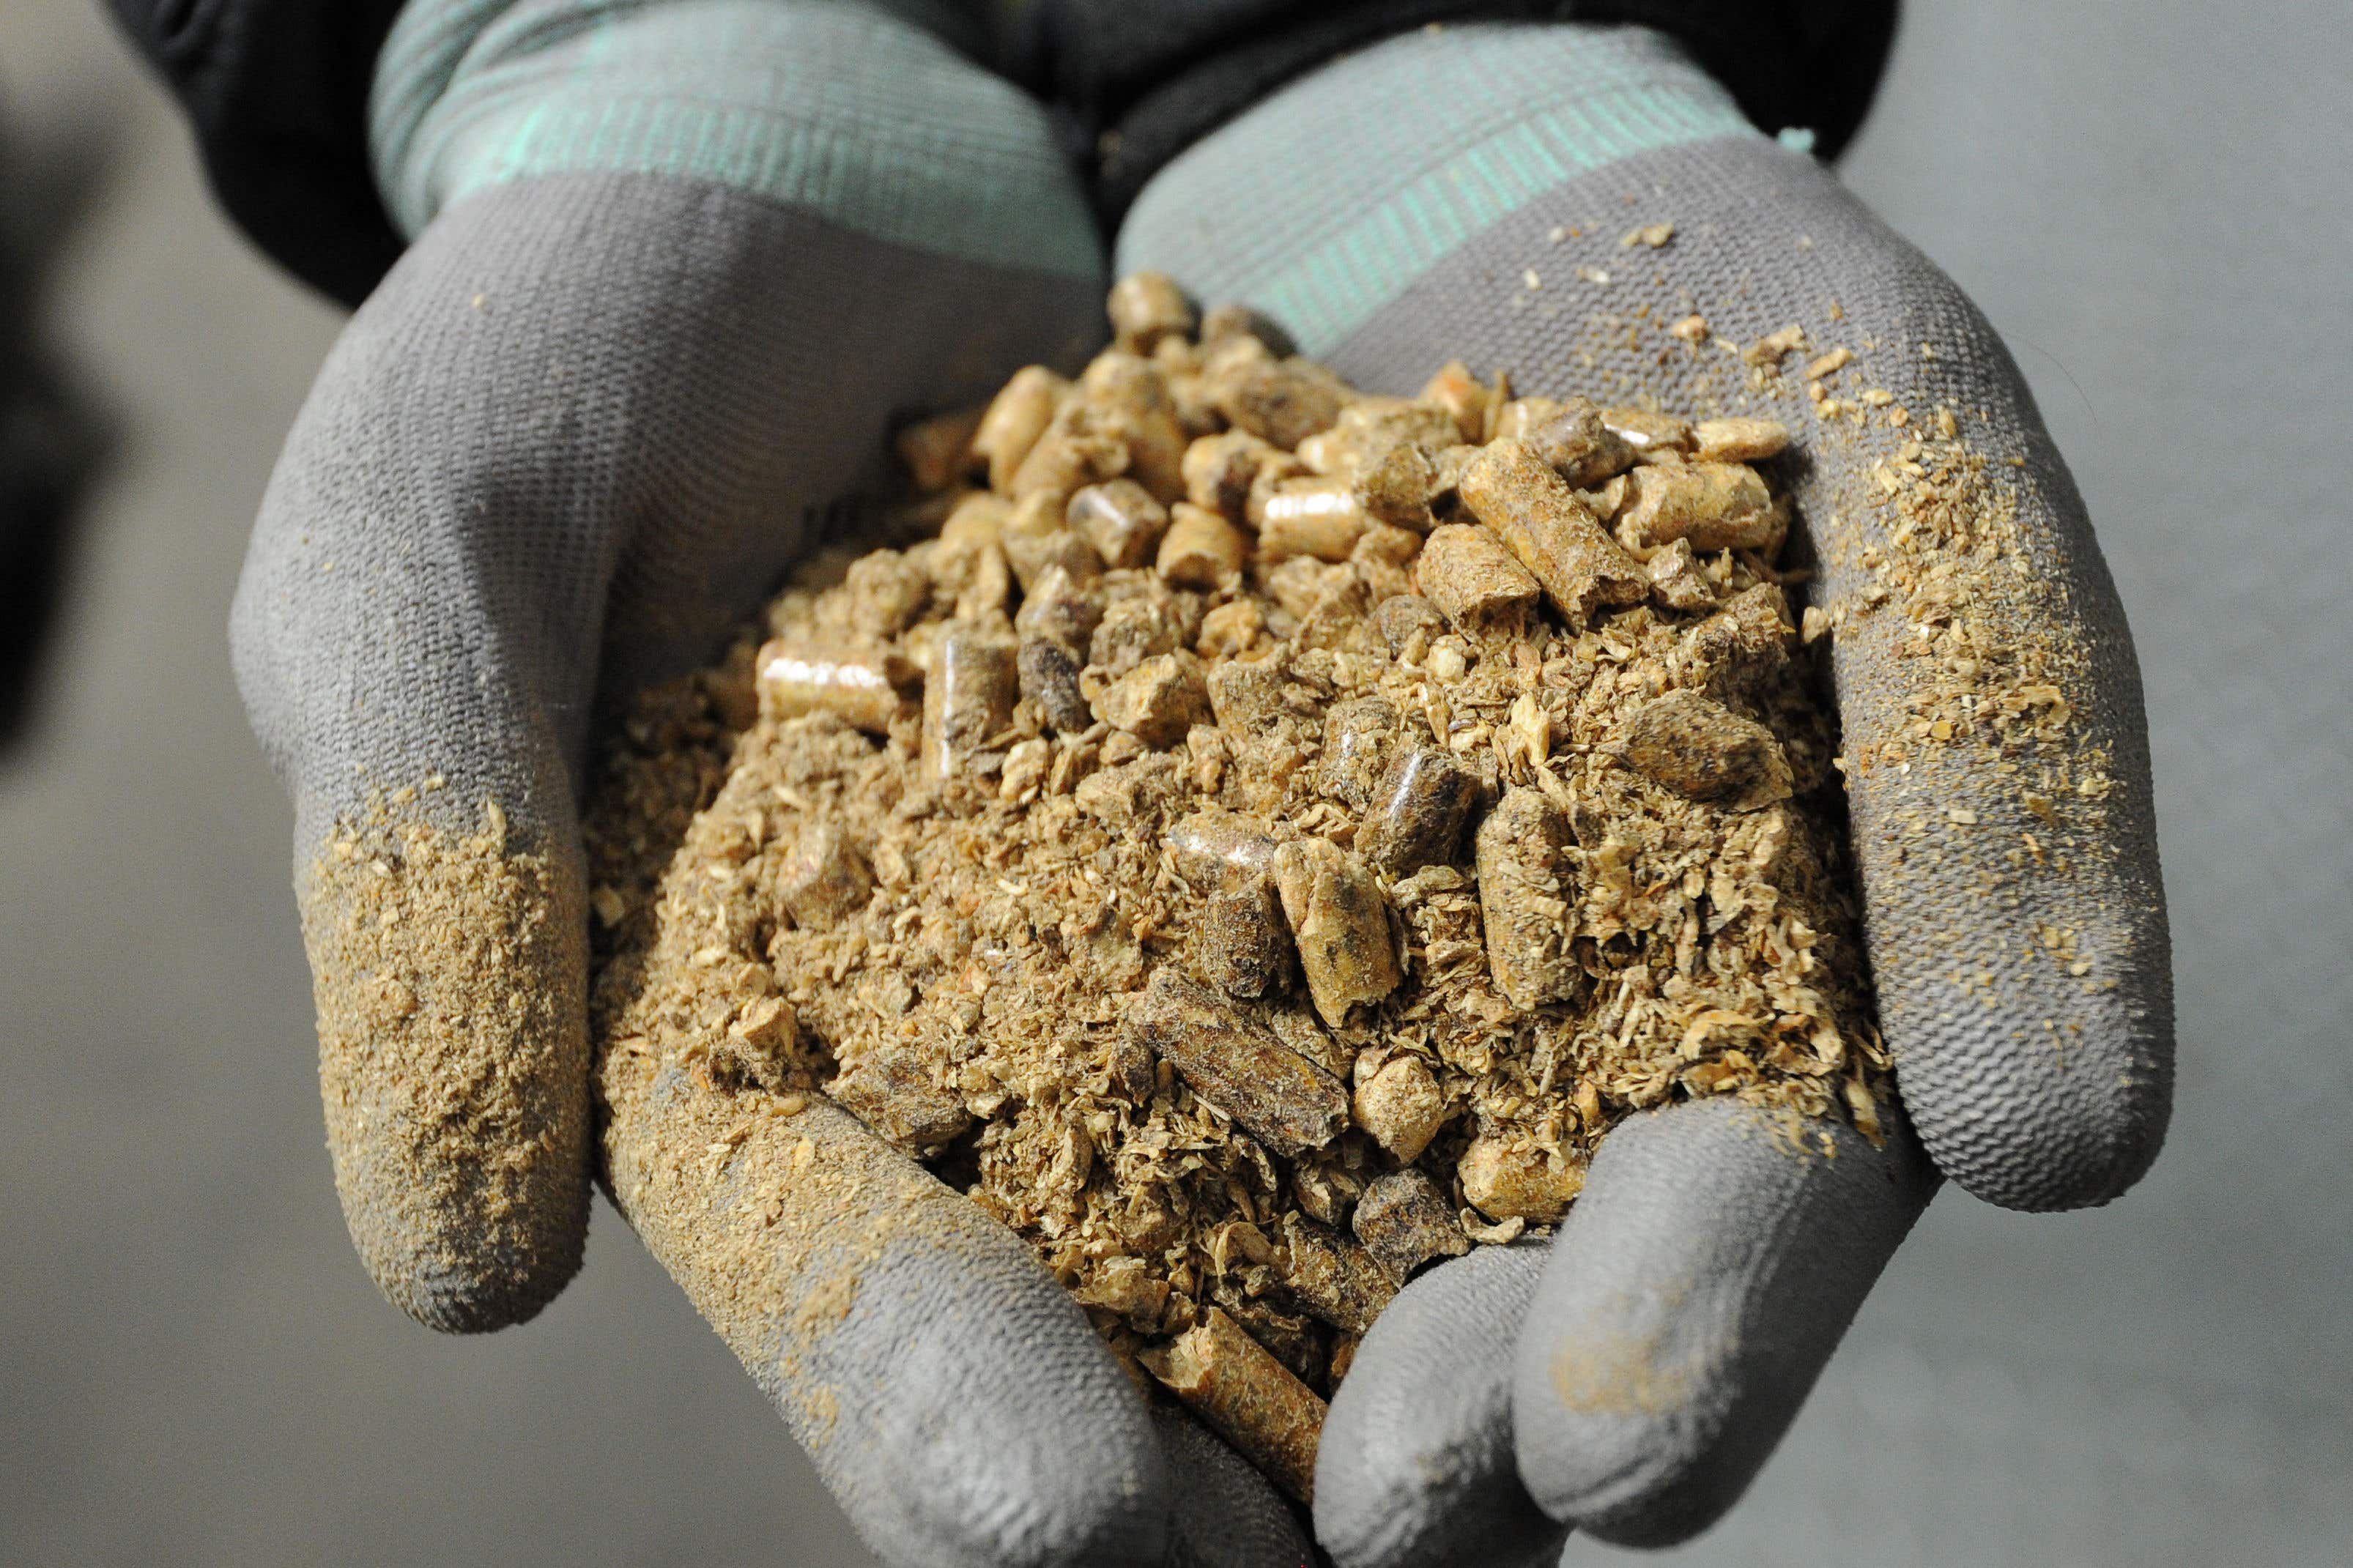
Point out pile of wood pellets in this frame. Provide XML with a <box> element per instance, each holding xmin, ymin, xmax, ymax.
<box><xmin>585</xmin><ymin>275</ymin><xmax>1887</xmax><ymax>1500</ymax></box>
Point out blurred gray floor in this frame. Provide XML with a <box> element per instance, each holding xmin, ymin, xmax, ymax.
<box><xmin>1</xmin><ymin>2</ymin><xmax>2344</xmax><ymax>1564</ymax></box>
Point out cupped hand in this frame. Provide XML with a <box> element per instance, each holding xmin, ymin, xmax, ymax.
<box><xmin>1119</xmin><ymin>22</ymin><xmax>2172</xmax><ymax>1563</ymax></box>
<box><xmin>236</xmin><ymin>4</ymin><xmax>1317</xmax><ymax>1558</ymax></box>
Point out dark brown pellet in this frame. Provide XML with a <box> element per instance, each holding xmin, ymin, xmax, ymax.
<box><xmin>1358</xmin><ymin>746</ymin><xmax>1479</xmax><ymax>876</ymax></box>
<box><xmin>1127</xmin><ymin>970</ymin><xmax>1349</xmax><ymax>1158</ymax></box>
<box><xmin>1352</xmin><ymin>1168</ymin><xmax>1470</xmax><ymax>1283</ymax></box>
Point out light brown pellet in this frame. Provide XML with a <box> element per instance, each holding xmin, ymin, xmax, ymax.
<box><xmin>1272</xmin><ymin>837</ymin><xmax>1401</xmax><ymax>1027</ymax></box>
<box><xmin>1196</xmin><ymin>597</ymin><xmax>1266</xmax><ymax>658</ymax></box>
<box><xmin>921</xmin><ymin>627</ymin><xmax>1018</xmax><ymax>781</ymax></box>
<box><xmin>1157</xmin><ymin>502</ymin><xmax>1247</xmax><ymax>588</ymax></box>
<box><xmin>1458</xmin><ymin>1134</ymin><xmax>1587</xmax><ymax>1223</ymax></box>
<box><xmin>1205</xmin><ymin>657</ymin><xmax>1303</xmax><ymax>731</ymax></box>
<box><xmin>1256</xmin><ymin>477</ymin><xmax>1370</xmax><ymax>562</ymax></box>
<box><xmin>1349</xmin><ymin>521</ymin><xmax>1424</xmax><ymax>604</ymax></box>
<box><xmin>1313</xmin><ymin>399</ymin><xmax>1461</xmax><ymax>481</ymax></box>
<box><xmin>1211</xmin><ymin>356</ymin><xmax>1351</xmax><ymax>449</ymax></box>
<box><xmin>829</xmin><ymin>1035</ymin><xmax>974</xmax><ymax>1151</ymax></box>
<box><xmin>1072</xmin><ymin>1255</ymin><xmax>1171</xmax><ymax>1334</ymax></box>
<box><xmin>1353</xmin><ymin>440</ymin><xmax>1442</xmax><ymax>531</ymax></box>
<box><xmin>1645</xmin><ymin>538</ymin><xmax>1720</xmax><ymax>612</ymax></box>
<box><xmin>971</xmin><ymin>365</ymin><xmax>1067</xmax><ymax>494</ymax></box>
<box><xmin>1317</xmin><ymin>695</ymin><xmax>1398</xmax><ymax>811</ymax></box>
<box><xmin>1600</xmin><ymin>407</ymin><xmax>1693</xmax><ymax>458</ymax></box>
<box><xmin>1618</xmin><ymin>689</ymin><xmax>1793</xmax><ymax>810</ymax></box>
<box><xmin>1093</xmin><ymin>652</ymin><xmax>1211</xmax><ymax>748</ymax></box>
<box><xmin>1078</xmin><ymin>352</ymin><xmax>1189</xmax><ymax>502</ymax></box>
<box><xmin>1166</xmin><ymin>806</ymin><xmax>1281</xmax><ymax>883</ymax></box>
<box><xmin>1412</xmin><ymin>523</ymin><xmax>1541</xmax><ymax>639</ymax></box>
<box><xmin>894</xmin><ymin>404</ymin><xmax>983</xmax><ymax>493</ymax></box>
<box><xmin>939</xmin><ymin>491</ymin><xmax>1011</xmax><ymax>551</ymax></box>
<box><xmin>1682</xmin><ymin>583</ymin><xmax>1796</xmax><ymax>710</ymax></box>
<box><xmin>844</xmin><ymin>549</ymin><xmax>933</xmax><ymax>636</ymax></box>
<box><xmin>776</xmin><ymin>821</ymin><xmax>873</xmax><ymax>930</ymax></box>
<box><xmin>1139</xmin><ymin>1308</ymin><xmax>1327</xmax><ymax>1502</ymax></box>
<box><xmin>1067</xmin><ymin>478</ymin><xmax>1170</xmax><ymax>569</ymax></box>
<box><xmin>1351</xmin><ymin>1053</ymin><xmax>1447</xmax><ymax>1162</ymax></box>
<box><xmin>1015</xmin><ymin>432</ymin><xmax>1131</xmax><ymax>508</ymax></box>
<box><xmin>1418</xmin><ymin>359</ymin><xmax>1490</xmax><ymax>443</ymax></box>
<box><xmin>1691</xmin><ymin>416</ymin><xmax>1792</xmax><ymax>463</ymax></box>
<box><xmin>998</xmin><ymin>494</ymin><xmax>1105</xmax><ymax>592</ymax></box>
<box><xmin>1522</xmin><ymin>398</ymin><xmax>1635</xmax><ymax>486</ymax></box>
<box><xmin>1108</xmin><ymin>270</ymin><xmax>1196</xmax><ymax>354</ymax></box>
<box><xmin>756</xmin><ymin>640</ymin><xmax>917</xmax><ymax>735</ymax></box>
<box><xmin>1198</xmin><ymin>303</ymin><xmax>1292</xmax><ymax>352</ymax></box>
<box><xmin>1182</xmin><ymin>429</ymin><xmax>1284</xmax><ymax>519</ymax></box>
<box><xmin>1010</xmin><ymin>562</ymin><xmax>1104</xmax><ymax>653</ymax></box>
<box><xmin>1493</xmin><ymin>396</ymin><xmax>1563</xmax><ymax>443</ymax></box>
<box><xmin>946</xmin><ymin>538</ymin><xmax>1013</xmax><ymax>622</ymax></box>
<box><xmin>713</xmin><ymin>994</ymin><xmax>797</xmax><ymax>1093</ymax></box>
<box><xmin>1615</xmin><ymin>461</ymin><xmax>1782</xmax><ymax>553</ymax></box>
<box><xmin>1372</xmin><ymin>592</ymin><xmax>1447</xmax><ymax>655</ymax></box>
<box><xmin>1457</xmin><ymin>439</ymin><xmax>1649</xmax><ymax>628</ymax></box>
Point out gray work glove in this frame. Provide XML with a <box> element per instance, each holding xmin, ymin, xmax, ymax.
<box><xmin>237</xmin><ymin>3</ymin><xmax>1309</xmax><ymax>1563</ymax></box>
<box><xmin>1118</xmin><ymin>23</ymin><xmax>2172</xmax><ymax>1562</ymax></box>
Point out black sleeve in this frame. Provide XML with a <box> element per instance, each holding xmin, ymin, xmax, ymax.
<box><xmin>998</xmin><ymin>1</ymin><xmax>1900</xmax><ymax>223</ymax></box>
<box><xmin>106</xmin><ymin>1</ymin><xmax>1894</xmax><ymax>310</ymax></box>
<box><xmin>107</xmin><ymin>0</ymin><xmax>404</xmax><ymax>307</ymax></box>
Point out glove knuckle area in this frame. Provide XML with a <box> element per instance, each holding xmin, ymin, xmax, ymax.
<box><xmin>601</xmin><ymin>1064</ymin><xmax>1168</xmax><ymax>1568</ymax></box>
<box><xmin>1316</xmin><ymin>1246</ymin><xmax>1563</xmax><ymax>1568</ymax></box>
<box><xmin>1511</xmin><ymin>1100</ymin><xmax>1930</xmax><ymax>1545</ymax></box>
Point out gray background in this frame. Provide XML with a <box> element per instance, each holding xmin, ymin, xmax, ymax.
<box><xmin>1</xmin><ymin>1</ymin><xmax>2343</xmax><ymax>1563</ymax></box>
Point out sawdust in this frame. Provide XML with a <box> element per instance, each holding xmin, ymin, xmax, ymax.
<box><xmin>579</xmin><ymin>280</ymin><xmax>1888</xmax><ymax>1493</ymax></box>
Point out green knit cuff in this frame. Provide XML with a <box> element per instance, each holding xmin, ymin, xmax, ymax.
<box><xmin>1116</xmin><ymin>23</ymin><xmax>1757</xmax><ymax>357</ymax></box>
<box><xmin>372</xmin><ymin>0</ymin><xmax>1100</xmax><ymax>278</ymax></box>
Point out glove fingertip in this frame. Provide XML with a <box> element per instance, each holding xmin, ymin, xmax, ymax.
<box><xmin>1512</xmin><ymin>1101</ymin><xmax>1932</xmax><ymax>1544</ymax></box>
<box><xmin>1316</xmin><ymin>1245</ymin><xmax>1567</xmax><ymax>1568</ymax></box>
<box><xmin>300</xmin><ymin>800</ymin><xmax>596</xmax><ymax>1334</ymax></box>
<box><xmin>1905</xmin><ymin>986</ymin><xmax>2173</xmax><ymax>1213</ymax></box>
<box><xmin>343</xmin><ymin>1175</ymin><xmax>590</xmax><ymax>1334</ymax></box>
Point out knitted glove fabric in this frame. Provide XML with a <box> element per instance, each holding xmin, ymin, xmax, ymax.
<box><xmin>1119</xmin><ymin>21</ymin><xmax>2171</xmax><ymax>1559</ymax></box>
<box><xmin>239</xmin><ymin>4</ymin><xmax>1310</xmax><ymax>1561</ymax></box>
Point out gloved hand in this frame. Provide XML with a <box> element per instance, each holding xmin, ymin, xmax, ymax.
<box><xmin>1119</xmin><ymin>22</ymin><xmax>2174</xmax><ymax>1563</ymax></box>
<box><xmin>238</xmin><ymin>3</ymin><xmax>1308</xmax><ymax>1562</ymax></box>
